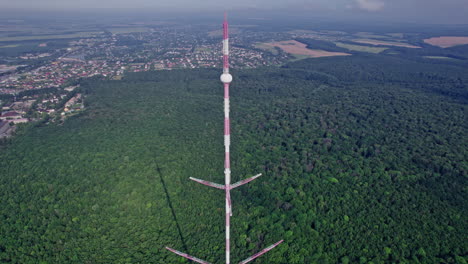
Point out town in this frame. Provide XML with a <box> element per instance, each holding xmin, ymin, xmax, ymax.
<box><xmin>0</xmin><ymin>25</ymin><xmax>291</xmax><ymax>94</ymax></box>
<box><xmin>0</xmin><ymin>23</ymin><xmax>292</xmax><ymax>138</ymax></box>
<box><xmin>0</xmin><ymin>85</ymin><xmax>83</xmax><ymax>138</ymax></box>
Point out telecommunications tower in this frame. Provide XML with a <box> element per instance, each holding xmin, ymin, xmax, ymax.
<box><xmin>166</xmin><ymin>13</ymin><xmax>283</xmax><ymax>264</ymax></box>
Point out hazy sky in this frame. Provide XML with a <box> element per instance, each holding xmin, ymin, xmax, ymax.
<box><xmin>2</xmin><ymin>0</ymin><xmax>468</xmax><ymax>24</ymax></box>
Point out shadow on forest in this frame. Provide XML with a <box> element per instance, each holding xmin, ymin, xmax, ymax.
<box><xmin>156</xmin><ymin>165</ymin><xmax>189</xmax><ymax>253</ymax></box>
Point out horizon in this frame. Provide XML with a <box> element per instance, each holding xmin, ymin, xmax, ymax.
<box><xmin>1</xmin><ymin>9</ymin><xmax>468</xmax><ymax>30</ymax></box>
<box><xmin>0</xmin><ymin>0</ymin><xmax>468</xmax><ymax>25</ymax></box>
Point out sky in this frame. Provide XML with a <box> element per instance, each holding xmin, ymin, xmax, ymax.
<box><xmin>1</xmin><ymin>0</ymin><xmax>468</xmax><ymax>24</ymax></box>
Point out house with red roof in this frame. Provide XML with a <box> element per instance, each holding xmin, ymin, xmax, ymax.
<box><xmin>0</xmin><ymin>111</ymin><xmax>22</xmax><ymax>120</ymax></box>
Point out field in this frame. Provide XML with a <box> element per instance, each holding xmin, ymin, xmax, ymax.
<box><xmin>0</xmin><ymin>44</ymin><xmax>21</xmax><ymax>48</ymax></box>
<box><xmin>262</xmin><ymin>40</ymin><xmax>350</xmax><ymax>58</ymax></box>
<box><xmin>254</xmin><ymin>43</ymin><xmax>279</xmax><ymax>55</ymax></box>
<box><xmin>0</xmin><ymin>65</ymin><xmax>18</xmax><ymax>73</ymax></box>
<box><xmin>386</xmin><ymin>33</ymin><xmax>404</xmax><ymax>38</ymax></box>
<box><xmin>288</xmin><ymin>30</ymin><xmax>319</xmax><ymax>34</ymax></box>
<box><xmin>353</xmin><ymin>32</ymin><xmax>390</xmax><ymax>39</ymax></box>
<box><xmin>351</xmin><ymin>39</ymin><xmax>420</xmax><ymax>48</ymax></box>
<box><xmin>335</xmin><ymin>42</ymin><xmax>387</xmax><ymax>53</ymax></box>
<box><xmin>194</xmin><ymin>47</ymin><xmax>212</xmax><ymax>53</ymax></box>
<box><xmin>424</xmin><ymin>36</ymin><xmax>468</xmax><ymax>48</ymax></box>
<box><xmin>0</xmin><ymin>32</ymin><xmax>103</xmax><ymax>42</ymax></box>
<box><xmin>107</xmin><ymin>27</ymin><xmax>151</xmax><ymax>34</ymax></box>
<box><xmin>290</xmin><ymin>54</ymin><xmax>312</xmax><ymax>61</ymax></box>
<box><xmin>423</xmin><ymin>56</ymin><xmax>457</xmax><ymax>60</ymax></box>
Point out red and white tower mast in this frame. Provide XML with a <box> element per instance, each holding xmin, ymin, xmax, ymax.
<box><xmin>166</xmin><ymin>13</ymin><xmax>283</xmax><ymax>264</ymax></box>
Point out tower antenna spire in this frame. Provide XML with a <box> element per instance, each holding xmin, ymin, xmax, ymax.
<box><xmin>166</xmin><ymin>13</ymin><xmax>283</xmax><ymax>264</ymax></box>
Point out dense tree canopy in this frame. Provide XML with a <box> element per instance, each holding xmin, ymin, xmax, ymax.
<box><xmin>0</xmin><ymin>54</ymin><xmax>466</xmax><ymax>263</ymax></box>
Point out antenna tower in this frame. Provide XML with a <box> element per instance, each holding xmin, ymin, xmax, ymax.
<box><xmin>166</xmin><ymin>13</ymin><xmax>283</xmax><ymax>264</ymax></box>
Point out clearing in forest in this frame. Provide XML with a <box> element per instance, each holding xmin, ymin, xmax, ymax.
<box><xmin>423</xmin><ymin>36</ymin><xmax>468</xmax><ymax>48</ymax></box>
<box><xmin>262</xmin><ymin>40</ymin><xmax>350</xmax><ymax>58</ymax></box>
<box><xmin>335</xmin><ymin>42</ymin><xmax>387</xmax><ymax>53</ymax></box>
<box><xmin>423</xmin><ymin>56</ymin><xmax>458</xmax><ymax>60</ymax></box>
<box><xmin>351</xmin><ymin>39</ymin><xmax>420</xmax><ymax>48</ymax></box>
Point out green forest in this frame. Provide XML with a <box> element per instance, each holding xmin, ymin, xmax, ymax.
<box><xmin>0</xmin><ymin>54</ymin><xmax>467</xmax><ymax>263</ymax></box>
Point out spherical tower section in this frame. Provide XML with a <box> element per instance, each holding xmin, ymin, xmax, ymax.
<box><xmin>220</xmin><ymin>73</ymin><xmax>233</xmax><ymax>84</ymax></box>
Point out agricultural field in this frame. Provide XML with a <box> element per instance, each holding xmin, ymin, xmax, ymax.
<box><xmin>334</xmin><ymin>42</ymin><xmax>387</xmax><ymax>54</ymax></box>
<box><xmin>261</xmin><ymin>40</ymin><xmax>350</xmax><ymax>58</ymax></box>
<box><xmin>351</xmin><ymin>39</ymin><xmax>420</xmax><ymax>48</ymax></box>
<box><xmin>107</xmin><ymin>27</ymin><xmax>151</xmax><ymax>34</ymax></box>
<box><xmin>353</xmin><ymin>32</ymin><xmax>390</xmax><ymax>39</ymax></box>
<box><xmin>0</xmin><ymin>44</ymin><xmax>20</xmax><ymax>48</ymax></box>
<box><xmin>194</xmin><ymin>46</ymin><xmax>212</xmax><ymax>53</ymax></box>
<box><xmin>422</xmin><ymin>56</ymin><xmax>458</xmax><ymax>60</ymax></box>
<box><xmin>254</xmin><ymin>43</ymin><xmax>279</xmax><ymax>55</ymax></box>
<box><xmin>386</xmin><ymin>33</ymin><xmax>404</xmax><ymax>38</ymax></box>
<box><xmin>424</xmin><ymin>36</ymin><xmax>468</xmax><ymax>48</ymax></box>
<box><xmin>0</xmin><ymin>32</ymin><xmax>103</xmax><ymax>42</ymax></box>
